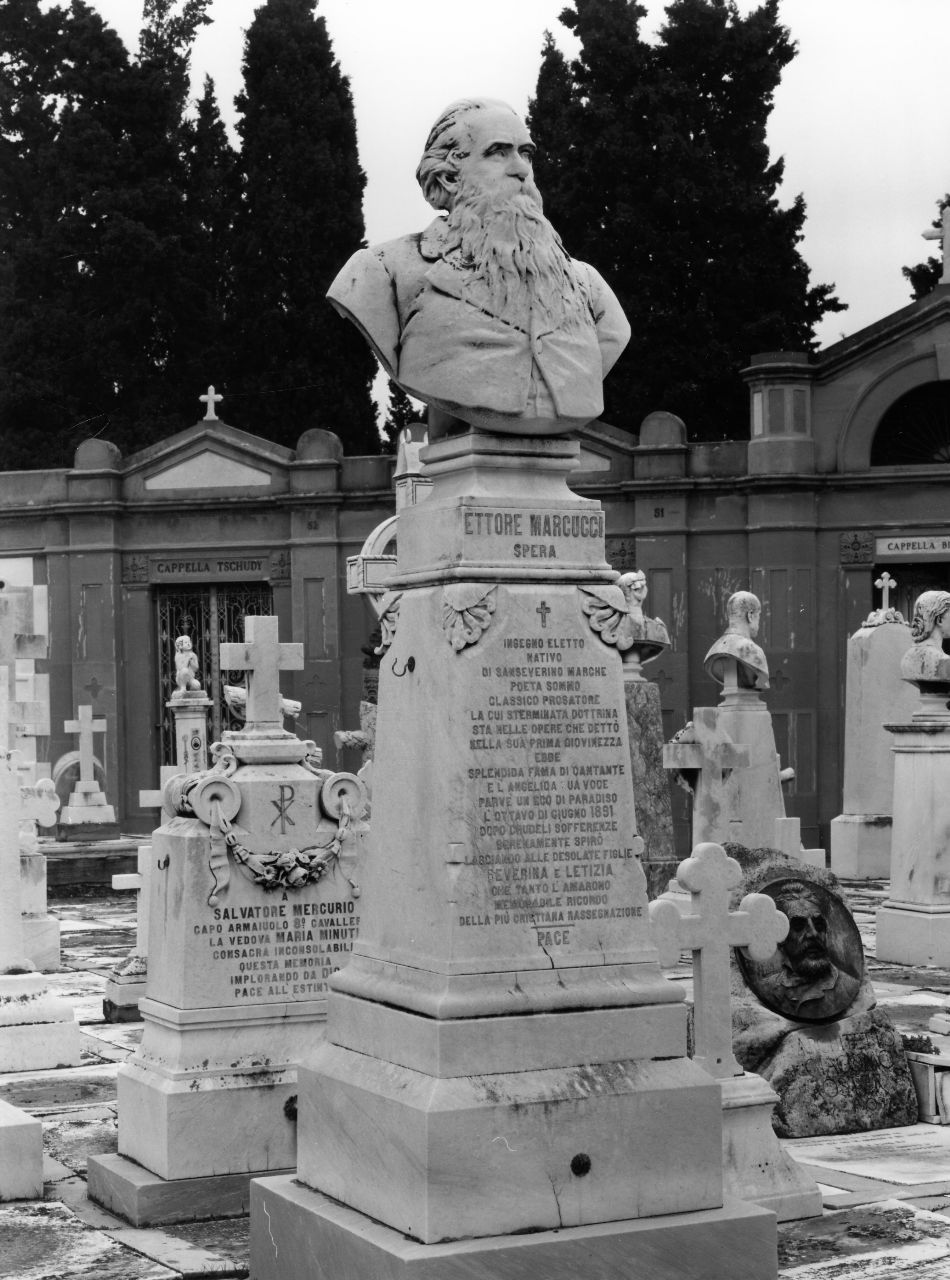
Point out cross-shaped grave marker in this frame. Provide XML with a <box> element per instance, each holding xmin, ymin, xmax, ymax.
<box><xmin>923</xmin><ymin>206</ymin><xmax>950</xmax><ymax>286</ymax></box>
<box><xmin>200</xmin><ymin>384</ymin><xmax>223</xmax><ymax>420</ymax></box>
<box><xmin>219</xmin><ymin>616</ymin><xmax>304</xmax><ymax>731</ymax></box>
<box><xmin>875</xmin><ymin>571</ymin><xmax>897</xmax><ymax>612</ymax></box>
<box><xmin>65</xmin><ymin>705</ymin><xmax>106</xmax><ymax>785</ymax></box>
<box><xmin>649</xmin><ymin>842</ymin><xmax>789</xmax><ymax>1079</ymax></box>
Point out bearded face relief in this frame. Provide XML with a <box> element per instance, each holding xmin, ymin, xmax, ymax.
<box><xmin>326</xmin><ymin>97</ymin><xmax>630</xmax><ymax>437</ymax></box>
<box><xmin>737</xmin><ymin>878</ymin><xmax>864</xmax><ymax>1025</ymax></box>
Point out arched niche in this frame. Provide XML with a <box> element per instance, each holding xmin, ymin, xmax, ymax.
<box><xmin>869</xmin><ymin>381</ymin><xmax>950</xmax><ymax>465</ymax></box>
<box><xmin>837</xmin><ymin>351</ymin><xmax>942</xmax><ymax>471</ymax></box>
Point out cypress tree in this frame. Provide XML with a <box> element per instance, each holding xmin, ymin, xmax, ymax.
<box><xmin>227</xmin><ymin>0</ymin><xmax>379</xmax><ymax>453</ymax></box>
<box><xmin>902</xmin><ymin>196</ymin><xmax>949</xmax><ymax>301</ymax></box>
<box><xmin>529</xmin><ymin>0</ymin><xmax>844</xmax><ymax>441</ymax></box>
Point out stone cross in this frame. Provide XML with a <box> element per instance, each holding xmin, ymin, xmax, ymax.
<box><xmin>218</xmin><ymin>616</ymin><xmax>304</xmax><ymax>730</ymax></box>
<box><xmin>200</xmin><ymin>385</ymin><xmax>223</xmax><ymax>421</ymax></box>
<box><xmin>649</xmin><ymin>842</ymin><xmax>789</xmax><ymax>1080</ymax></box>
<box><xmin>874</xmin><ymin>571</ymin><xmax>896</xmax><ymax>612</ymax></box>
<box><xmin>64</xmin><ymin>705</ymin><xmax>106</xmax><ymax>783</ymax></box>
<box><xmin>923</xmin><ymin>206</ymin><xmax>950</xmax><ymax>285</ymax></box>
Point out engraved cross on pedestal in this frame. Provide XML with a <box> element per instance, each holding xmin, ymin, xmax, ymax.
<box><xmin>875</xmin><ymin>571</ymin><xmax>897</xmax><ymax>612</ymax></box>
<box><xmin>649</xmin><ymin>842</ymin><xmax>789</xmax><ymax>1079</ymax></box>
<box><xmin>200</xmin><ymin>384</ymin><xmax>223</xmax><ymax>420</ymax></box>
<box><xmin>218</xmin><ymin>616</ymin><xmax>304</xmax><ymax>732</ymax></box>
<box><xmin>64</xmin><ymin>705</ymin><xmax>106</xmax><ymax>783</ymax></box>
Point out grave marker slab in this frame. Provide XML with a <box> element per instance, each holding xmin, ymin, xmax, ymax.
<box><xmin>88</xmin><ymin>615</ymin><xmax>367</xmax><ymax>1225</ymax></box>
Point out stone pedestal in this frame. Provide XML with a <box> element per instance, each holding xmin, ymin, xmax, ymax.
<box><xmin>830</xmin><ymin>618</ymin><xmax>915</xmax><ymax>879</ymax></box>
<box><xmin>89</xmin><ymin>627</ymin><xmax>367</xmax><ymax>1225</ymax></box>
<box><xmin>20</xmin><ymin>849</ymin><xmax>60</xmax><ymax>971</ymax></box>
<box><xmin>877</xmin><ymin>696</ymin><xmax>950</xmax><ymax>965</ymax></box>
<box><xmin>251</xmin><ymin>433</ymin><xmax>777</xmax><ymax>1277</ymax></box>
<box><xmin>720</xmin><ymin>1072</ymin><xmax>822</xmax><ymax>1222</ymax></box>
<box><xmin>624</xmin><ymin>674</ymin><xmax>676</xmax><ymax>899</ymax></box>
<box><xmin>102</xmin><ymin>845</ymin><xmax>150</xmax><ymax>1022</ymax></box>
<box><xmin>0</xmin><ymin>743</ymin><xmax>80</xmax><ymax>1073</ymax></box>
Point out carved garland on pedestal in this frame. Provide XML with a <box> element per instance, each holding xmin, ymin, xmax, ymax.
<box><xmin>373</xmin><ymin>591</ymin><xmax>403</xmax><ymax>654</ymax></box>
<box><xmin>442</xmin><ymin>584</ymin><xmax>497</xmax><ymax>651</ymax></box>
<box><xmin>164</xmin><ymin>744</ymin><xmax>367</xmax><ymax>903</ymax></box>
<box><xmin>578</xmin><ymin>584</ymin><xmax>630</xmax><ymax>648</ymax></box>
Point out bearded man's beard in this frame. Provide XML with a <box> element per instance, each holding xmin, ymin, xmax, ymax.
<box><xmin>443</xmin><ymin>178</ymin><xmax>591</xmax><ymax>332</ymax></box>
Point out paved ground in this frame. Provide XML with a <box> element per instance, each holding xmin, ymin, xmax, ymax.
<box><xmin>6</xmin><ymin>877</ymin><xmax>950</xmax><ymax>1278</ymax></box>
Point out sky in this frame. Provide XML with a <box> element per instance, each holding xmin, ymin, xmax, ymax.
<box><xmin>79</xmin><ymin>0</ymin><xmax>950</xmax><ymax>350</ymax></box>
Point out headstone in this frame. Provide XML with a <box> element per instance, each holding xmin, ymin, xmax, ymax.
<box><xmin>664</xmin><ymin>590</ymin><xmax>824</xmax><ymax>867</ymax></box>
<box><xmin>728</xmin><ymin>844</ymin><xmax>918</xmax><ymax>1137</ymax></box>
<box><xmin>877</xmin><ymin>589</ymin><xmax>950</xmax><ymax>965</ymax></box>
<box><xmin>58</xmin><ymin>704</ymin><xmax>118</xmax><ymax>837</ymax></box>
<box><xmin>0</xmin><ymin>670</ymin><xmax>81</xmax><ymax>1076</ymax></box>
<box><xmin>830</xmin><ymin>573</ymin><xmax>916</xmax><ymax>878</ymax></box>
<box><xmin>0</xmin><ymin>586</ymin><xmax>57</xmax><ymax>968</ymax></box>
<box><xmin>251</xmin><ymin>97</ymin><xmax>776</xmax><ymax>1280</ymax></box>
<box><xmin>18</xmin><ymin>779</ymin><xmax>61</xmax><ymax>970</ymax></box>
<box><xmin>103</xmin><ymin>642</ymin><xmax>213</xmax><ymax>1022</ymax></box>
<box><xmin>613</xmin><ymin>569</ymin><xmax>677</xmax><ymax>897</ymax></box>
<box><xmin>649</xmin><ymin>842</ymin><xmax>822</xmax><ymax>1221</ymax></box>
<box><xmin>87</xmin><ymin>615</ymin><xmax>368</xmax><ymax>1226</ymax></box>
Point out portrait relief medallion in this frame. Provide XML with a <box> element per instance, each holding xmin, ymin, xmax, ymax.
<box><xmin>736</xmin><ymin>877</ymin><xmax>864</xmax><ymax>1025</ymax></box>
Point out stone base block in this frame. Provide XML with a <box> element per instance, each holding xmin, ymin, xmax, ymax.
<box><xmin>56</xmin><ymin>820</ymin><xmax>119</xmax><ymax>842</ymax></box>
<box><xmin>116</xmin><ymin>1054</ymin><xmax>299</xmax><ymax>1182</ymax></box>
<box><xmin>720</xmin><ymin>1073</ymin><xmax>822</xmax><ymax>1222</ymax></box>
<box><xmin>830</xmin><ymin>814</ymin><xmax>892</xmax><ymax>880</ymax></box>
<box><xmin>87</xmin><ymin>1151</ymin><xmax>292</xmax><ymax>1226</ymax></box>
<box><xmin>102</xmin><ymin>979</ymin><xmax>145</xmax><ymax>1023</ymax></box>
<box><xmin>297</xmin><ymin>1045</ymin><xmax>723</xmax><ymax>1244</ymax></box>
<box><xmin>0</xmin><ymin>1101</ymin><xmax>43</xmax><ymax>1201</ymax></box>
<box><xmin>0</xmin><ymin>975</ymin><xmax>81</xmax><ymax>1072</ymax></box>
<box><xmin>798</xmin><ymin>847</ymin><xmax>827</xmax><ymax>869</ymax></box>
<box><xmin>250</xmin><ymin>1177</ymin><xmax>777</xmax><ymax>1280</ymax></box>
<box><xmin>877</xmin><ymin>903</ymin><xmax>950</xmax><ymax>966</ymax></box>
<box><xmin>21</xmin><ymin>915</ymin><xmax>61</xmax><ymax>972</ymax></box>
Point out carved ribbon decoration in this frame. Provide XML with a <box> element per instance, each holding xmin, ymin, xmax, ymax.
<box><xmin>374</xmin><ymin>591</ymin><xmax>403</xmax><ymax>654</ymax></box>
<box><xmin>578</xmin><ymin>584</ymin><xmax>630</xmax><ymax>648</ymax></box>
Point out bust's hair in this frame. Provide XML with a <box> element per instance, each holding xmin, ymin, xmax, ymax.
<box><xmin>416</xmin><ymin>98</ymin><xmax>520</xmax><ymax>211</ymax></box>
<box><xmin>726</xmin><ymin>590</ymin><xmax>760</xmax><ymax>624</ymax></box>
<box><xmin>772</xmin><ymin>880</ymin><xmax>821</xmax><ymax>915</ymax></box>
<box><xmin>911</xmin><ymin>589</ymin><xmax>950</xmax><ymax>641</ymax></box>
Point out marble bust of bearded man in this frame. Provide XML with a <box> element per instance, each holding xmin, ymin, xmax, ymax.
<box><xmin>327</xmin><ymin>98</ymin><xmax>630</xmax><ymax>438</ymax></box>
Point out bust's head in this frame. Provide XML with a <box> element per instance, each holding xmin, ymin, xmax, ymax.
<box><xmin>619</xmin><ymin>570</ymin><xmax>648</xmax><ymax>608</ymax></box>
<box><xmin>773</xmin><ymin>882</ymin><xmax>833</xmax><ymax>981</ymax></box>
<box><xmin>725</xmin><ymin>591</ymin><xmax>761</xmax><ymax>639</ymax></box>
<box><xmin>911</xmin><ymin>590</ymin><xmax>950</xmax><ymax>644</ymax></box>
<box><xmin>416</xmin><ymin>98</ymin><xmax>531</xmax><ymax>212</ymax></box>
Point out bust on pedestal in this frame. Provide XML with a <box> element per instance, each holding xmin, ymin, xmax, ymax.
<box><xmin>877</xmin><ymin>591</ymin><xmax>950</xmax><ymax>965</ymax></box>
<box><xmin>251</xmin><ymin>98</ymin><xmax>777</xmax><ymax>1280</ymax></box>
<box><xmin>664</xmin><ymin>592</ymin><xmax>822</xmax><ymax>867</ymax></box>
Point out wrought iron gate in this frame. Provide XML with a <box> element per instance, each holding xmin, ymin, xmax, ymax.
<box><xmin>155</xmin><ymin>582</ymin><xmax>274</xmax><ymax>764</ymax></box>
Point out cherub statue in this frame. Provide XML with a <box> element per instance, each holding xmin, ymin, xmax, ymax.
<box><xmin>173</xmin><ymin>635</ymin><xmax>201</xmax><ymax>697</ymax></box>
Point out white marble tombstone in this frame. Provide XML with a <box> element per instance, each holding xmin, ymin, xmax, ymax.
<box><xmin>830</xmin><ymin>573</ymin><xmax>916</xmax><ymax>879</ymax></box>
<box><xmin>87</xmin><ymin>616</ymin><xmax>367</xmax><ymax>1226</ymax></box>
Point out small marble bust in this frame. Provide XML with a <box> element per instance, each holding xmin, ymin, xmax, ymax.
<box><xmin>704</xmin><ymin>591</ymin><xmax>769</xmax><ymax>692</ymax></box>
<box><xmin>615</xmin><ymin>571</ymin><xmax>670</xmax><ymax>677</ymax></box>
<box><xmin>172</xmin><ymin>635</ymin><xmax>201</xmax><ymax>698</ymax></box>
<box><xmin>900</xmin><ymin>589</ymin><xmax>950</xmax><ymax>683</ymax></box>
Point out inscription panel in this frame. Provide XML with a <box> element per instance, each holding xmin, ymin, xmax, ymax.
<box><xmin>452</xmin><ymin>588</ymin><xmax>646</xmax><ymax>961</ymax></box>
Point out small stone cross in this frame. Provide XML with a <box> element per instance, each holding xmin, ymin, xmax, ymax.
<box><xmin>200</xmin><ymin>385</ymin><xmax>223</xmax><ymax>421</ymax></box>
<box><xmin>64</xmin><ymin>705</ymin><xmax>106</xmax><ymax>784</ymax></box>
<box><xmin>874</xmin><ymin>571</ymin><xmax>897</xmax><ymax>613</ymax></box>
<box><xmin>536</xmin><ymin>600</ymin><xmax>551</xmax><ymax>629</ymax></box>
<box><xmin>649</xmin><ymin>842</ymin><xmax>789</xmax><ymax>1079</ymax></box>
<box><xmin>923</xmin><ymin>206</ymin><xmax>950</xmax><ymax>286</ymax></box>
<box><xmin>218</xmin><ymin>616</ymin><xmax>304</xmax><ymax>730</ymax></box>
